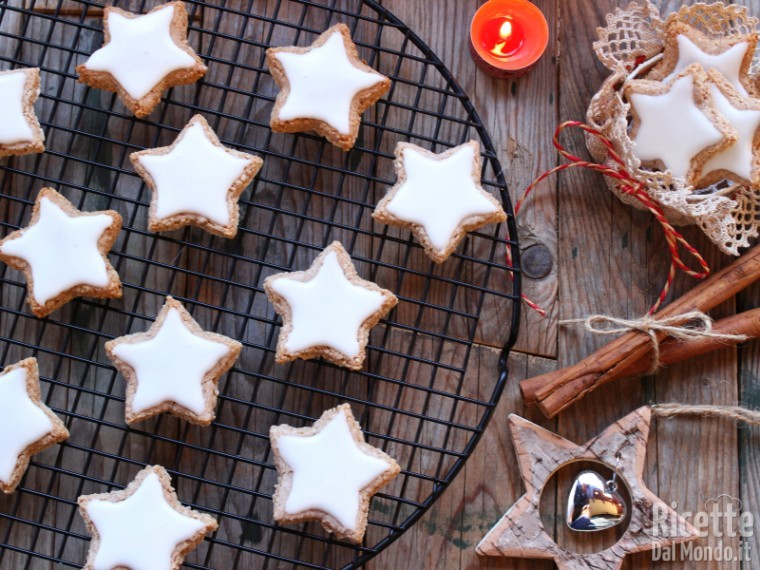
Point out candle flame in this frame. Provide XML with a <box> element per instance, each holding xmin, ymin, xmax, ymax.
<box><xmin>489</xmin><ymin>19</ymin><xmax>514</xmax><ymax>57</ymax></box>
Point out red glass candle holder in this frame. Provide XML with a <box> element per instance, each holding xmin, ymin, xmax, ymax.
<box><xmin>469</xmin><ymin>0</ymin><xmax>549</xmax><ymax>78</ymax></box>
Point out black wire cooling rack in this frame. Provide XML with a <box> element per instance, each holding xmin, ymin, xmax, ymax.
<box><xmin>0</xmin><ymin>0</ymin><xmax>521</xmax><ymax>568</ymax></box>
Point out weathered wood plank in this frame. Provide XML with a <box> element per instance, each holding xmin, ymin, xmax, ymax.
<box><xmin>379</xmin><ymin>0</ymin><xmax>559</xmax><ymax>359</ymax></box>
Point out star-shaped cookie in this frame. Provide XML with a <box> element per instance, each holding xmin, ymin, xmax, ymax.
<box><xmin>699</xmin><ymin>69</ymin><xmax>760</xmax><ymax>187</ymax></box>
<box><xmin>0</xmin><ymin>358</ymin><xmax>69</xmax><ymax>494</ymax></box>
<box><xmin>270</xmin><ymin>403</ymin><xmax>400</xmax><ymax>543</ymax></box>
<box><xmin>624</xmin><ymin>64</ymin><xmax>736</xmax><ymax>186</ymax></box>
<box><xmin>477</xmin><ymin>407</ymin><xmax>698</xmax><ymax>569</ymax></box>
<box><xmin>78</xmin><ymin>464</ymin><xmax>218</xmax><ymax>570</ymax></box>
<box><xmin>131</xmin><ymin>114</ymin><xmax>263</xmax><ymax>238</ymax></box>
<box><xmin>0</xmin><ymin>188</ymin><xmax>123</xmax><ymax>318</ymax></box>
<box><xmin>105</xmin><ymin>296</ymin><xmax>242</xmax><ymax>426</ymax></box>
<box><xmin>263</xmin><ymin>241</ymin><xmax>397</xmax><ymax>370</ymax></box>
<box><xmin>77</xmin><ymin>2</ymin><xmax>207</xmax><ymax>118</ymax></box>
<box><xmin>266</xmin><ymin>23</ymin><xmax>390</xmax><ymax>150</ymax></box>
<box><xmin>650</xmin><ymin>21</ymin><xmax>757</xmax><ymax>98</ymax></box>
<box><xmin>373</xmin><ymin>140</ymin><xmax>507</xmax><ymax>263</ymax></box>
<box><xmin>0</xmin><ymin>67</ymin><xmax>45</xmax><ymax>157</ymax></box>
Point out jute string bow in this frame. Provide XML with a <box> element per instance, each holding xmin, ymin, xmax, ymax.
<box><xmin>561</xmin><ymin>311</ymin><xmax>748</xmax><ymax>373</ymax></box>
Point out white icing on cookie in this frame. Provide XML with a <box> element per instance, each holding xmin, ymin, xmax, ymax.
<box><xmin>269</xmin><ymin>250</ymin><xmax>386</xmax><ymax>358</ymax></box>
<box><xmin>276</xmin><ymin>408</ymin><xmax>392</xmax><ymax>530</ymax></box>
<box><xmin>664</xmin><ymin>35</ymin><xmax>751</xmax><ymax>97</ymax></box>
<box><xmin>135</xmin><ymin>118</ymin><xmax>253</xmax><ymax>226</ymax></box>
<box><xmin>383</xmin><ymin>143</ymin><xmax>502</xmax><ymax>253</ymax></box>
<box><xmin>0</xmin><ymin>196</ymin><xmax>115</xmax><ymax>305</ymax></box>
<box><xmin>83</xmin><ymin>4</ymin><xmax>198</xmax><ymax>101</ymax></box>
<box><xmin>274</xmin><ymin>30</ymin><xmax>386</xmax><ymax>135</ymax></box>
<box><xmin>629</xmin><ymin>74</ymin><xmax>724</xmax><ymax>180</ymax></box>
<box><xmin>702</xmin><ymin>84</ymin><xmax>760</xmax><ymax>182</ymax></box>
<box><xmin>0</xmin><ymin>366</ymin><xmax>55</xmax><ymax>485</ymax></box>
<box><xmin>0</xmin><ymin>69</ymin><xmax>36</xmax><ymax>145</ymax></box>
<box><xmin>84</xmin><ymin>471</ymin><xmax>207</xmax><ymax>570</ymax></box>
<box><xmin>111</xmin><ymin>307</ymin><xmax>232</xmax><ymax>416</ymax></box>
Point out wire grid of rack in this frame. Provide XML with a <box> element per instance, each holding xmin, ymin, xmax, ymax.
<box><xmin>0</xmin><ymin>0</ymin><xmax>520</xmax><ymax>568</ymax></box>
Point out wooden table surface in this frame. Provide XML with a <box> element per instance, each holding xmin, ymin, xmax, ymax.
<box><xmin>0</xmin><ymin>0</ymin><xmax>757</xmax><ymax>569</ymax></box>
<box><xmin>369</xmin><ymin>1</ymin><xmax>758</xmax><ymax>569</ymax></box>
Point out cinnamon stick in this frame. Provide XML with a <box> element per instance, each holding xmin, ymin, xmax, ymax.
<box><xmin>521</xmin><ymin>307</ymin><xmax>760</xmax><ymax>409</ymax></box>
<box><xmin>520</xmin><ymin>245</ymin><xmax>760</xmax><ymax>418</ymax></box>
<box><xmin>620</xmin><ymin>307</ymin><xmax>760</xmax><ymax>376</ymax></box>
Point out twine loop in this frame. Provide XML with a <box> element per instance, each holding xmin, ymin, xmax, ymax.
<box><xmin>508</xmin><ymin>121</ymin><xmax>711</xmax><ymax>316</ymax></box>
<box><xmin>561</xmin><ymin>311</ymin><xmax>748</xmax><ymax>374</ymax></box>
<box><xmin>652</xmin><ymin>404</ymin><xmax>760</xmax><ymax>426</ymax></box>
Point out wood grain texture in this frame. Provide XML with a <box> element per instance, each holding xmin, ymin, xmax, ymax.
<box><xmin>0</xmin><ymin>0</ymin><xmax>754</xmax><ymax>568</ymax></box>
<box><xmin>371</xmin><ymin>1</ymin><xmax>751</xmax><ymax>569</ymax></box>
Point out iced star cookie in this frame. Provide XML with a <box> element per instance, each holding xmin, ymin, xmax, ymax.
<box><xmin>270</xmin><ymin>403</ymin><xmax>400</xmax><ymax>543</ymax></box>
<box><xmin>698</xmin><ymin>69</ymin><xmax>760</xmax><ymax>188</ymax></box>
<box><xmin>77</xmin><ymin>2</ymin><xmax>207</xmax><ymax>118</ymax></box>
<box><xmin>264</xmin><ymin>242</ymin><xmax>397</xmax><ymax>370</ymax></box>
<box><xmin>266</xmin><ymin>23</ymin><xmax>390</xmax><ymax>150</ymax></box>
<box><xmin>78</xmin><ymin>464</ymin><xmax>218</xmax><ymax>570</ymax></box>
<box><xmin>0</xmin><ymin>68</ymin><xmax>45</xmax><ymax>157</ymax></box>
<box><xmin>373</xmin><ymin>140</ymin><xmax>507</xmax><ymax>263</ymax></box>
<box><xmin>0</xmin><ymin>188</ymin><xmax>123</xmax><ymax>318</ymax></box>
<box><xmin>0</xmin><ymin>358</ymin><xmax>69</xmax><ymax>494</ymax></box>
<box><xmin>105</xmin><ymin>296</ymin><xmax>242</xmax><ymax>426</ymax></box>
<box><xmin>131</xmin><ymin>115</ymin><xmax>263</xmax><ymax>238</ymax></box>
<box><xmin>649</xmin><ymin>21</ymin><xmax>757</xmax><ymax>98</ymax></box>
<box><xmin>624</xmin><ymin>64</ymin><xmax>736</xmax><ymax>186</ymax></box>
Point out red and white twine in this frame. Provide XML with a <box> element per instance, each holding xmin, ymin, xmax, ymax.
<box><xmin>507</xmin><ymin>120</ymin><xmax>710</xmax><ymax>316</ymax></box>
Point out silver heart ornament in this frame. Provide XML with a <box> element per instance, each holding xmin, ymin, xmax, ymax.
<box><xmin>566</xmin><ymin>470</ymin><xmax>626</xmax><ymax>532</ymax></box>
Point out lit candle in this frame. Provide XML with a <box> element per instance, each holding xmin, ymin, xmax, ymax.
<box><xmin>469</xmin><ymin>0</ymin><xmax>549</xmax><ymax>78</ymax></box>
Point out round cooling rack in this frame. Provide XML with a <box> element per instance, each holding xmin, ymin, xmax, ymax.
<box><xmin>0</xmin><ymin>0</ymin><xmax>521</xmax><ymax>568</ymax></box>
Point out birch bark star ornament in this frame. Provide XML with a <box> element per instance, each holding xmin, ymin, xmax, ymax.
<box><xmin>477</xmin><ymin>407</ymin><xmax>698</xmax><ymax>569</ymax></box>
<box><xmin>105</xmin><ymin>296</ymin><xmax>242</xmax><ymax>426</ymax></box>
<box><xmin>373</xmin><ymin>140</ymin><xmax>506</xmax><ymax>263</ymax></box>
<box><xmin>0</xmin><ymin>358</ymin><xmax>69</xmax><ymax>494</ymax></box>
<box><xmin>0</xmin><ymin>67</ymin><xmax>45</xmax><ymax>157</ymax></box>
<box><xmin>264</xmin><ymin>241</ymin><xmax>397</xmax><ymax>370</ymax></box>
<box><xmin>130</xmin><ymin>114</ymin><xmax>263</xmax><ymax>238</ymax></box>
<box><xmin>266</xmin><ymin>23</ymin><xmax>390</xmax><ymax>150</ymax></box>
<box><xmin>77</xmin><ymin>1</ymin><xmax>207</xmax><ymax>118</ymax></box>
<box><xmin>269</xmin><ymin>404</ymin><xmax>400</xmax><ymax>543</ymax></box>
<box><xmin>78</xmin><ymin>465</ymin><xmax>218</xmax><ymax>570</ymax></box>
<box><xmin>0</xmin><ymin>188</ymin><xmax>123</xmax><ymax>318</ymax></box>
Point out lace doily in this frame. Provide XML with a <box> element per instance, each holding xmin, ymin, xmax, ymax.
<box><xmin>587</xmin><ymin>2</ymin><xmax>760</xmax><ymax>256</ymax></box>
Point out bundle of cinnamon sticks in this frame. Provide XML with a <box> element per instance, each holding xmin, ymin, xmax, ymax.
<box><xmin>521</xmin><ymin>245</ymin><xmax>760</xmax><ymax>419</ymax></box>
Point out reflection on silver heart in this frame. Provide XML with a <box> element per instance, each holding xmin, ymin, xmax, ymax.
<box><xmin>566</xmin><ymin>470</ymin><xmax>627</xmax><ymax>532</ymax></box>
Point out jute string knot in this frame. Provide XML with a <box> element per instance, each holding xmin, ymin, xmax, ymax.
<box><xmin>561</xmin><ymin>311</ymin><xmax>748</xmax><ymax>374</ymax></box>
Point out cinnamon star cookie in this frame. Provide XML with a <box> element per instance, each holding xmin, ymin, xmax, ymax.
<box><xmin>264</xmin><ymin>242</ymin><xmax>397</xmax><ymax>370</ymax></box>
<box><xmin>78</xmin><ymin>464</ymin><xmax>218</xmax><ymax>570</ymax></box>
<box><xmin>373</xmin><ymin>140</ymin><xmax>506</xmax><ymax>263</ymax></box>
<box><xmin>649</xmin><ymin>21</ymin><xmax>757</xmax><ymax>98</ymax></box>
<box><xmin>0</xmin><ymin>67</ymin><xmax>45</xmax><ymax>157</ymax></box>
<box><xmin>131</xmin><ymin>114</ymin><xmax>263</xmax><ymax>238</ymax></box>
<box><xmin>266</xmin><ymin>23</ymin><xmax>390</xmax><ymax>150</ymax></box>
<box><xmin>0</xmin><ymin>188</ymin><xmax>122</xmax><ymax>318</ymax></box>
<box><xmin>77</xmin><ymin>2</ymin><xmax>207</xmax><ymax>118</ymax></box>
<box><xmin>625</xmin><ymin>64</ymin><xmax>736</xmax><ymax>186</ymax></box>
<box><xmin>270</xmin><ymin>403</ymin><xmax>400</xmax><ymax>543</ymax></box>
<box><xmin>105</xmin><ymin>296</ymin><xmax>242</xmax><ymax>426</ymax></box>
<box><xmin>698</xmin><ymin>69</ymin><xmax>760</xmax><ymax>188</ymax></box>
<box><xmin>0</xmin><ymin>358</ymin><xmax>69</xmax><ymax>494</ymax></box>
